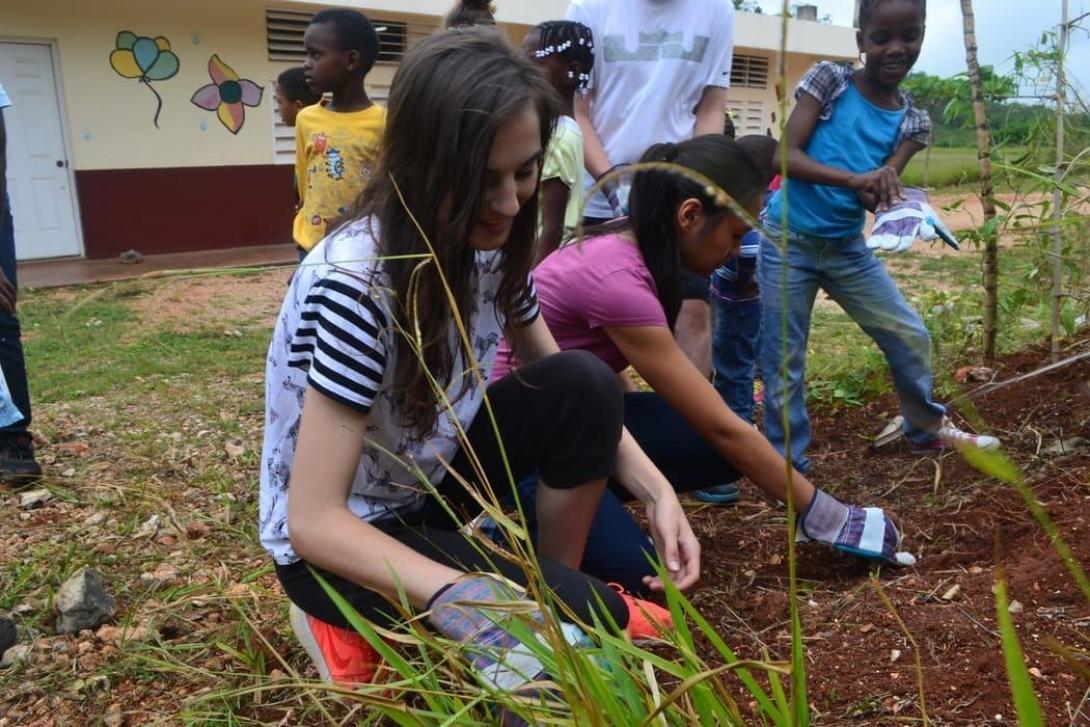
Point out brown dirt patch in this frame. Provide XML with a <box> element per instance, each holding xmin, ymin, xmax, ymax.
<box><xmin>678</xmin><ymin>333</ymin><xmax>1090</xmax><ymax>724</ymax></box>
<box><xmin>128</xmin><ymin>268</ymin><xmax>289</xmax><ymax>331</ymax></box>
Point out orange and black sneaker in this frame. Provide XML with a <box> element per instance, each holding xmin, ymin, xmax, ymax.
<box><xmin>608</xmin><ymin>584</ymin><xmax>674</xmax><ymax>643</ymax></box>
<box><xmin>289</xmin><ymin>603</ymin><xmax>382</xmax><ymax>687</ymax></box>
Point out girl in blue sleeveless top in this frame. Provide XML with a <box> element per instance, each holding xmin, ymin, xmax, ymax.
<box><xmin>759</xmin><ymin>0</ymin><xmax>1000</xmax><ymax>473</ymax></box>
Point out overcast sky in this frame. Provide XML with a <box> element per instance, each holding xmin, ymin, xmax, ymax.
<box><xmin>750</xmin><ymin>0</ymin><xmax>1090</xmax><ymax>102</ymax></box>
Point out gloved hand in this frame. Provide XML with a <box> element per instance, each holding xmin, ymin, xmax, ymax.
<box><xmin>866</xmin><ymin>187</ymin><xmax>958</xmax><ymax>253</ymax></box>
<box><xmin>796</xmin><ymin>489</ymin><xmax>917</xmax><ymax>566</ymax></box>
<box><xmin>427</xmin><ymin>575</ymin><xmax>590</xmax><ymax>724</ymax></box>
<box><xmin>597</xmin><ymin>165</ymin><xmax>630</xmax><ymax>219</ymax></box>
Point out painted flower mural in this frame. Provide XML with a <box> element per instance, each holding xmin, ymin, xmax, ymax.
<box><xmin>191</xmin><ymin>55</ymin><xmax>263</xmax><ymax>135</ymax></box>
<box><xmin>109</xmin><ymin>31</ymin><xmax>180</xmax><ymax>129</ymax></box>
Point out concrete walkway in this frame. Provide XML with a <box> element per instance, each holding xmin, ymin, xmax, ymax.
<box><xmin>18</xmin><ymin>243</ymin><xmax>298</xmax><ymax>289</ymax></box>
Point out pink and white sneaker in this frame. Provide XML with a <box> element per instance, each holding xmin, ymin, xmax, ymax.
<box><xmin>909</xmin><ymin>417</ymin><xmax>1000</xmax><ymax>454</ymax></box>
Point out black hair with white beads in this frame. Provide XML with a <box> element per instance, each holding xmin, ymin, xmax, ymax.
<box><xmin>531</xmin><ymin>21</ymin><xmax>595</xmax><ymax>91</ymax></box>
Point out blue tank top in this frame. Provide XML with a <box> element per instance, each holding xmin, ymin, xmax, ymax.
<box><xmin>766</xmin><ymin>83</ymin><xmax>906</xmax><ymax>239</ymax></box>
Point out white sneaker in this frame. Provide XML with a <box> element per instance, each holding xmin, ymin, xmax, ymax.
<box><xmin>910</xmin><ymin>417</ymin><xmax>1000</xmax><ymax>454</ymax></box>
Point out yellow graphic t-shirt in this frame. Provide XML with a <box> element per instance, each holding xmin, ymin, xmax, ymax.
<box><xmin>293</xmin><ymin>104</ymin><xmax>387</xmax><ymax>250</ymax></box>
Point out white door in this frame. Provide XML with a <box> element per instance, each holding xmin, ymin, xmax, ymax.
<box><xmin>0</xmin><ymin>42</ymin><xmax>80</xmax><ymax>259</ymax></box>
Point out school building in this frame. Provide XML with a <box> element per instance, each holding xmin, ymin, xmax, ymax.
<box><xmin>1</xmin><ymin>0</ymin><xmax>856</xmax><ymax>261</ymax></box>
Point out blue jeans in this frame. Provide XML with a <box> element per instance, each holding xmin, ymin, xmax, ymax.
<box><xmin>757</xmin><ymin>222</ymin><xmax>944</xmax><ymax>473</ymax></box>
<box><xmin>509</xmin><ymin>391</ymin><xmax>739</xmax><ymax>595</ymax></box>
<box><xmin>712</xmin><ymin>297</ymin><xmax>760</xmax><ymax>424</ymax></box>
<box><xmin>0</xmin><ymin>200</ymin><xmax>30</xmax><ymax>437</ymax></box>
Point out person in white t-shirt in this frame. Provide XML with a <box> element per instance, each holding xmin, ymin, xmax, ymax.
<box><xmin>566</xmin><ymin>0</ymin><xmax>736</xmax><ymax>376</ymax></box>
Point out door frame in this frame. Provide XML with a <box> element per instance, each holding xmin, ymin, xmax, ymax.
<box><xmin>0</xmin><ymin>36</ymin><xmax>85</xmax><ymax>259</ymax></box>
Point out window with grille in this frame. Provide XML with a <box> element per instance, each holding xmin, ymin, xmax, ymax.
<box><xmin>727</xmin><ymin>100</ymin><xmax>766</xmax><ymax>135</ymax></box>
<box><xmin>730</xmin><ymin>54</ymin><xmax>770</xmax><ymax>89</ymax></box>
<box><xmin>265</xmin><ymin>8</ymin><xmax>410</xmax><ymax>63</ymax></box>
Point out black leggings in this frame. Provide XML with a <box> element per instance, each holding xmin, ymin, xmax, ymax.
<box><xmin>276</xmin><ymin>350</ymin><xmax>630</xmax><ymax>631</ymax></box>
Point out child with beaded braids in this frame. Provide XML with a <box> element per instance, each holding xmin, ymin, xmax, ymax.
<box><xmin>522</xmin><ymin>21</ymin><xmax>595</xmax><ymax>262</ymax></box>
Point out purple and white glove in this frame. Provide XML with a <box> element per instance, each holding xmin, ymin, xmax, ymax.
<box><xmin>867</xmin><ymin>187</ymin><xmax>958</xmax><ymax>253</ymax></box>
<box><xmin>797</xmin><ymin>489</ymin><xmax>917</xmax><ymax>567</ymax></box>
<box><xmin>427</xmin><ymin>575</ymin><xmax>591</xmax><ymax>724</ymax></box>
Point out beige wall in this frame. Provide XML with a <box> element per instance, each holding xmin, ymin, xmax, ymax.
<box><xmin>2</xmin><ymin>0</ymin><xmax>519</xmax><ymax>171</ymax></box>
<box><xmin>2</xmin><ymin>0</ymin><xmax>845</xmax><ymax>172</ymax></box>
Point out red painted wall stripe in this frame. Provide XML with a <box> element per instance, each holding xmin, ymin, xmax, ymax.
<box><xmin>74</xmin><ymin>165</ymin><xmax>296</xmax><ymax>259</ymax></box>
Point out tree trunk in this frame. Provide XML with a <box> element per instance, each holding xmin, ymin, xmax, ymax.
<box><xmin>1051</xmin><ymin>0</ymin><xmax>1068</xmax><ymax>362</ymax></box>
<box><xmin>959</xmin><ymin>0</ymin><xmax>999</xmax><ymax>363</ymax></box>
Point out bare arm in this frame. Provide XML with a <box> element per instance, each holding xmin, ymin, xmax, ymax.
<box><xmin>693</xmin><ymin>86</ymin><xmax>728</xmax><ymax>137</ymax></box>
<box><xmin>605</xmin><ymin>324</ymin><xmax>816</xmax><ymax>511</ymax></box>
<box><xmin>573</xmin><ymin>94</ymin><xmax>611</xmax><ymax>181</ymax></box>
<box><xmin>536</xmin><ymin>178</ymin><xmax>570</xmax><ymax>264</ymax></box>
<box><xmin>287</xmin><ymin>389</ymin><xmax>461</xmax><ymax>608</ymax></box>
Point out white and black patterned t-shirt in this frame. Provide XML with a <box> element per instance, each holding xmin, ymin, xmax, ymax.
<box><xmin>259</xmin><ymin>218</ymin><xmax>539</xmax><ymax>565</ymax></box>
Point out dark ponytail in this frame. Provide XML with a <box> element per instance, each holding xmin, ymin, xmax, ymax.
<box><xmin>444</xmin><ymin>0</ymin><xmax>496</xmax><ymax>28</ymax></box>
<box><xmin>629</xmin><ymin>134</ymin><xmax>764</xmax><ymax>328</ymax></box>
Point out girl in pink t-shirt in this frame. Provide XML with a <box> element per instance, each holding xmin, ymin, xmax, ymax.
<box><xmin>498</xmin><ymin>135</ymin><xmax>915</xmax><ymax>594</ymax></box>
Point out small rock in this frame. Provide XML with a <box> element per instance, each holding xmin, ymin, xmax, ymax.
<box><xmin>941</xmin><ymin>584</ymin><xmax>961</xmax><ymax>601</ymax></box>
<box><xmin>18</xmin><ymin>489</ymin><xmax>52</xmax><ymax>510</ymax></box>
<box><xmin>135</xmin><ymin>514</ymin><xmax>161</xmax><ymax>539</ymax></box>
<box><xmin>139</xmin><ymin>563</ymin><xmax>178</xmax><ymax>588</ymax></box>
<box><xmin>93</xmin><ymin>542</ymin><xmax>116</xmax><ymax>555</ymax></box>
<box><xmin>97</xmin><ymin>623</ymin><xmax>155</xmax><ymax>644</ymax></box>
<box><xmin>1</xmin><ymin>643</ymin><xmax>32</xmax><ymax>668</ymax></box>
<box><xmin>56</xmin><ymin>441</ymin><xmax>91</xmax><ymax>457</ymax></box>
<box><xmin>185</xmin><ymin>521</ymin><xmax>212</xmax><ymax>540</ymax></box>
<box><xmin>1042</xmin><ymin>437</ymin><xmax>1090</xmax><ymax>457</ymax></box>
<box><xmin>860</xmin><ymin>623</ymin><xmax>875</xmax><ymax>633</ymax></box>
<box><xmin>1028</xmin><ymin>667</ymin><xmax>1044</xmax><ymax>679</ymax></box>
<box><xmin>82</xmin><ymin>511</ymin><xmax>108</xmax><ymax>528</ymax></box>
<box><xmin>61</xmin><ymin>467</ymin><xmax>76</xmax><ymax>478</ymax></box>
<box><xmin>119</xmin><ymin>249</ymin><xmax>144</xmax><ymax>264</ymax></box>
<box><xmin>953</xmin><ymin>365</ymin><xmax>995</xmax><ymax>384</ymax></box>
<box><xmin>1008</xmin><ymin>600</ymin><xmax>1024</xmax><ymax>614</ymax></box>
<box><xmin>890</xmin><ymin>649</ymin><xmax>903</xmax><ymax>663</ymax></box>
<box><xmin>103</xmin><ymin>703</ymin><xmax>124</xmax><ymax>727</ymax></box>
<box><xmin>224</xmin><ymin>440</ymin><xmax>245</xmax><ymax>459</ymax></box>
<box><xmin>969</xmin><ymin>566</ymin><xmax>984</xmax><ymax>575</ymax></box>
<box><xmin>54</xmin><ymin>568</ymin><xmax>117</xmax><ymax>634</ymax></box>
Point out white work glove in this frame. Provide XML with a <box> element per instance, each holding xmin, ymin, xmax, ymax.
<box><xmin>867</xmin><ymin>187</ymin><xmax>959</xmax><ymax>253</ymax></box>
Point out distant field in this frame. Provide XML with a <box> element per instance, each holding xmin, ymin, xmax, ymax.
<box><xmin>902</xmin><ymin>147</ymin><xmax>980</xmax><ymax>188</ymax></box>
<box><xmin>902</xmin><ymin>146</ymin><xmax>1040</xmax><ymax>190</ymax></box>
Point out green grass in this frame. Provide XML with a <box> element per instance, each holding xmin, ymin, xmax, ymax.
<box><xmin>903</xmin><ymin>147</ymin><xmax>981</xmax><ymax>188</ymax></box>
<box><xmin>21</xmin><ymin>279</ymin><xmax>270</xmax><ymax>404</ymax></box>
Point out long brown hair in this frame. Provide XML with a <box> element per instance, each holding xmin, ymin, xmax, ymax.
<box><xmin>351</xmin><ymin>26</ymin><xmax>558</xmax><ymax>438</ymax></box>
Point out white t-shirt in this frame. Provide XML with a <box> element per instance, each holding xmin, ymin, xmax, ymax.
<box><xmin>258</xmin><ymin>218</ymin><xmax>539</xmax><ymax>565</ymax></box>
<box><xmin>566</xmin><ymin>0</ymin><xmax>735</xmax><ymax>218</ymax></box>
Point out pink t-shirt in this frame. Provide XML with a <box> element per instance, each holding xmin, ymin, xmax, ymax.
<box><xmin>495</xmin><ymin>233</ymin><xmax>668</xmax><ymax>377</ymax></box>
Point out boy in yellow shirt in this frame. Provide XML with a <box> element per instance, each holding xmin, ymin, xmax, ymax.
<box><xmin>294</xmin><ymin>9</ymin><xmax>387</xmax><ymax>256</ymax></box>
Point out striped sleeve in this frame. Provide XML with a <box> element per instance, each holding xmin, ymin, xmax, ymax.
<box><xmin>513</xmin><ymin>274</ymin><xmax>540</xmax><ymax>326</ymax></box>
<box><xmin>289</xmin><ymin>273</ymin><xmax>389</xmax><ymax>412</ymax></box>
